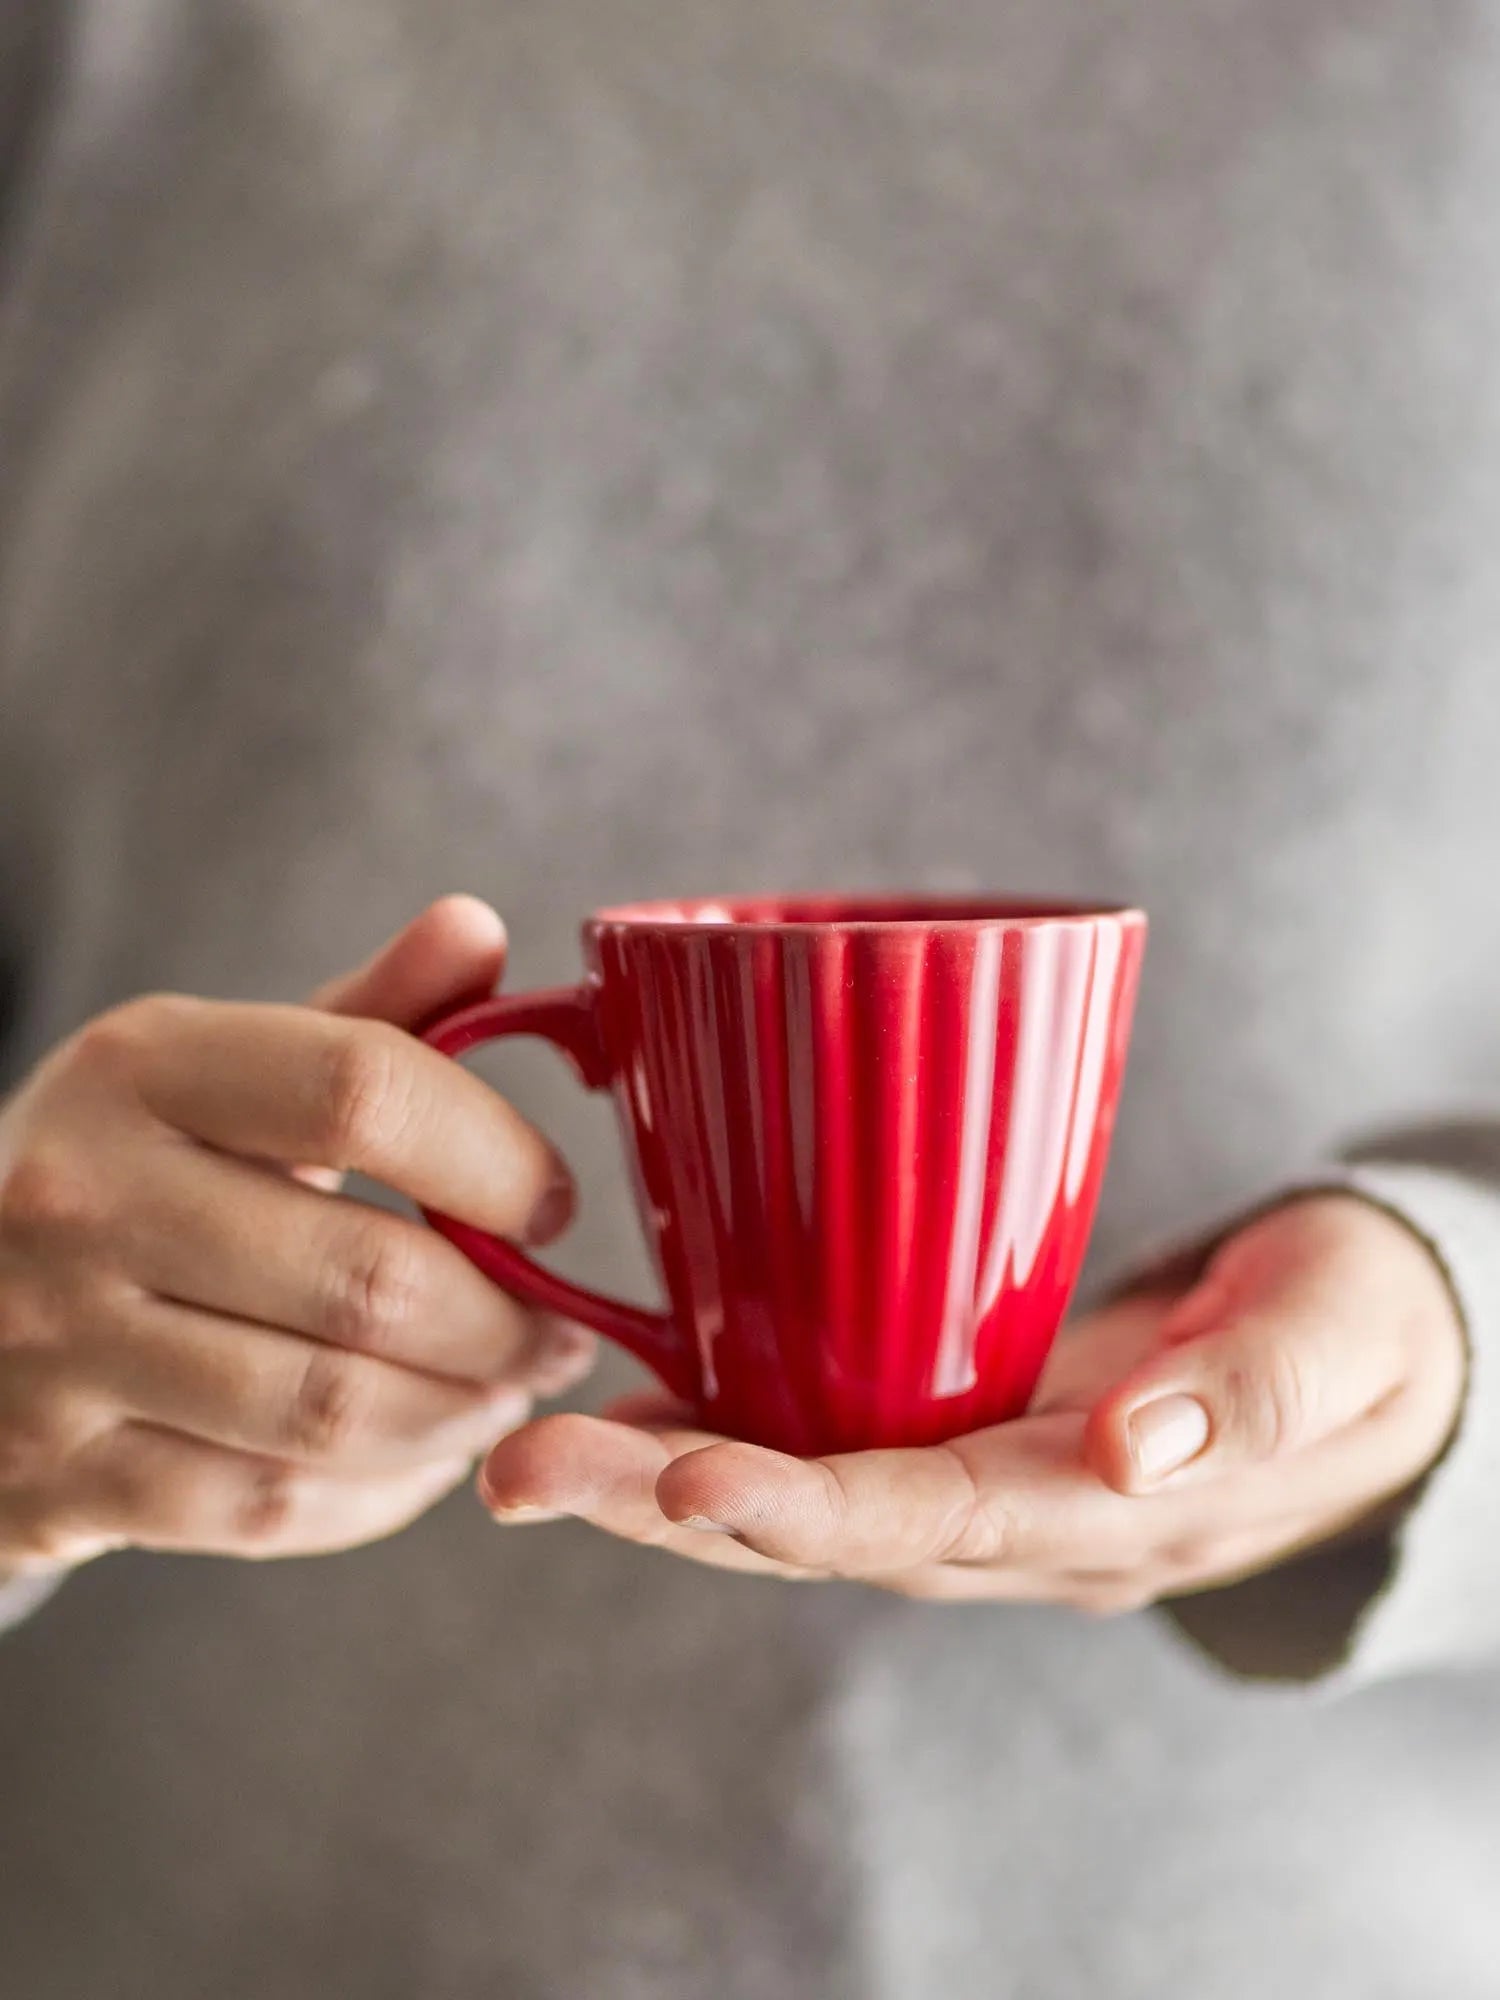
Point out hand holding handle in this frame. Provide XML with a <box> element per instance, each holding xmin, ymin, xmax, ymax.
<box><xmin>419</xmin><ymin>987</ymin><xmax>693</xmax><ymax>1399</ymax></box>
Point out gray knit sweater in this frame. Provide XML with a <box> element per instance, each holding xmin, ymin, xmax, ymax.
<box><xmin>3</xmin><ymin>6</ymin><xmax>1500</xmax><ymax>1996</ymax></box>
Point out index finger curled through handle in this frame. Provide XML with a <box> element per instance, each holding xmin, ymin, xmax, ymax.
<box><xmin>126</xmin><ymin>994</ymin><xmax>571</xmax><ymax>1243</ymax></box>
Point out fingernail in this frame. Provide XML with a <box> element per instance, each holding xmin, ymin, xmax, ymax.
<box><xmin>525</xmin><ymin>1321</ymin><xmax>597</xmax><ymax>1395</ymax></box>
<box><xmin>524</xmin><ymin>1177</ymin><xmax>576</xmax><ymax>1247</ymax></box>
<box><xmin>1128</xmin><ymin>1395</ymin><xmax>1211</xmax><ymax>1482</ymax></box>
<box><xmin>477</xmin><ymin>1457</ymin><xmax>570</xmax><ymax>1521</ymax></box>
<box><xmin>680</xmin><ymin>1515</ymin><xmax>736</xmax><ymax>1536</ymax></box>
<box><xmin>480</xmin><ymin>1387</ymin><xmax>532</xmax><ymax>1425</ymax></box>
<box><xmin>457</xmin><ymin>1390</ymin><xmax>531</xmax><ymax>1448</ymax></box>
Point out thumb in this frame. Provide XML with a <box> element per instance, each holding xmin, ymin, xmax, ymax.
<box><xmin>310</xmin><ymin>895</ymin><xmax>507</xmax><ymax>1029</ymax></box>
<box><xmin>1083</xmin><ymin>1218</ymin><xmax>1405</xmax><ymax>1496</ymax></box>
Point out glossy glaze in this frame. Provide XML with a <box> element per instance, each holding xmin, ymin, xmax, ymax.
<box><xmin>422</xmin><ymin>898</ymin><xmax>1146</xmax><ymax>1454</ymax></box>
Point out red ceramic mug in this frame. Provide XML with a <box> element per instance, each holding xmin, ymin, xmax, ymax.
<box><xmin>420</xmin><ymin>896</ymin><xmax>1146</xmax><ymax>1455</ymax></box>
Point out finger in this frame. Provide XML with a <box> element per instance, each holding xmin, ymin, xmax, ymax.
<box><xmin>119</xmin><ymin>1134</ymin><xmax>594</xmax><ymax>1389</ymax></box>
<box><xmin>517</xmin><ymin>1397</ymin><xmax>1352</xmax><ymax>1592</ymax></box>
<box><xmin>60</xmin><ymin>1423</ymin><xmax>480</xmax><ymax>1558</ymax></box>
<box><xmin>292</xmin><ymin>897</ymin><xmax>508</xmax><ymax>1191</ymax></box>
<box><xmin>1029</xmin><ymin>1289</ymin><xmax>1174</xmax><ymax>1414</ymax></box>
<box><xmin>132</xmin><ymin>998</ymin><xmax>573</xmax><ymax>1242</ymax></box>
<box><xmin>310</xmin><ymin>895</ymin><xmax>508</xmax><ymax>1026</ymax></box>
<box><xmin>644</xmin><ymin>1414</ymin><xmax>1156</xmax><ymax>1578</ymax></box>
<box><xmin>1149</xmin><ymin>1396</ymin><xmax>1453</xmax><ymax>1579</ymax></box>
<box><xmin>84</xmin><ymin>1293</ymin><xmax>532</xmax><ymax>1471</ymax></box>
<box><xmin>479</xmin><ymin>1415</ymin><xmax>819</xmax><ymax>1578</ymax></box>
<box><xmin>1085</xmin><ymin>1256</ymin><xmax>1408</xmax><ymax>1497</ymax></box>
<box><xmin>483</xmin><ymin>1411</ymin><xmax>1167</xmax><ymax>1594</ymax></box>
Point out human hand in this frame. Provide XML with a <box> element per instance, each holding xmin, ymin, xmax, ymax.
<box><xmin>0</xmin><ymin>897</ymin><xmax>593</xmax><ymax>1576</ymax></box>
<box><xmin>479</xmin><ymin>1195</ymin><xmax>1464</xmax><ymax>1612</ymax></box>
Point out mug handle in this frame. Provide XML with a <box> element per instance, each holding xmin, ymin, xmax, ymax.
<box><xmin>418</xmin><ymin>987</ymin><xmax>694</xmax><ymax>1400</ymax></box>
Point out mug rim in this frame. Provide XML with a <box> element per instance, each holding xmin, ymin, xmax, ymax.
<box><xmin>588</xmin><ymin>893</ymin><xmax>1148</xmax><ymax>935</ymax></box>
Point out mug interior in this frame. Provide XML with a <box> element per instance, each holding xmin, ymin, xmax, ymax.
<box><xmin>590</xmin><ymin>893</ymin><xmax>1144</xmax><ymax>932</ymax></box>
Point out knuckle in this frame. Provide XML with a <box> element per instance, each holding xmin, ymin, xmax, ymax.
<box><xmin>931</xmin><ymin>1445</ymin><xmax>1010</xmax><ymax>1566</ymax></box>
<box><xmin>232</xmin><ymin>1460</ymin><xmax>301</xmax><ymax>1547</ymax></box>
<box><xmin>0</xmin><ymin>1480</ymin><xmax>98</xmax><ymax>1566</ymax></box>
<box><xmin>0</xmin><ymin>1280</ymin><xmax>57</xmax><ymax>1356</ymax></box>
<box><xmin>319</xmin><ymin>1027</ymin><xmax>410</xmax><ymax>1165</ymax></box>
<box><xmin>805</xmin><ymin>1460</ymin><xmax>861</xmax><ymax>1561</ymax></box>
<box><xmin>1222</xmin><ymin>1337</ymin><xmax>1311</xmax><ymax>1458</ymax></box>
<box><xmin>0</xmin><ymin>1408</ymin><xmax>62</xmax><ymax>1491</ymax></box>
<box><xmin>1</xmin><ymin>1515</ymin><xmax>75</xmax><ymax>1569</ymax></box>
<box><xmin>286</xmin><ymin>1347</ymin><xmax>369</xmax><ymax>1460</ymax></box>
<box><xmin>0</xmin><ymin>1388</ymin><xmax>104</xmax><ymax>1494</ymax></box>
<box><xmin>325</xmin><ymin>1225</ymin><xmax>425</xmax><ymax>1355</ymax></box>
<box><xmin>0</xmin><ymin>1148</ymin><xmax>101</xmax><ymax>1246</ymax></box>
<box><xmin>70</xmin><ymin>994</ymin><xmax>187</xmax><ymax>1074</ymax></box>
<box><xmin>84</xmin><ymin>1448</ymin><xmax>158</xmax><ymax>1530</ymax></box>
